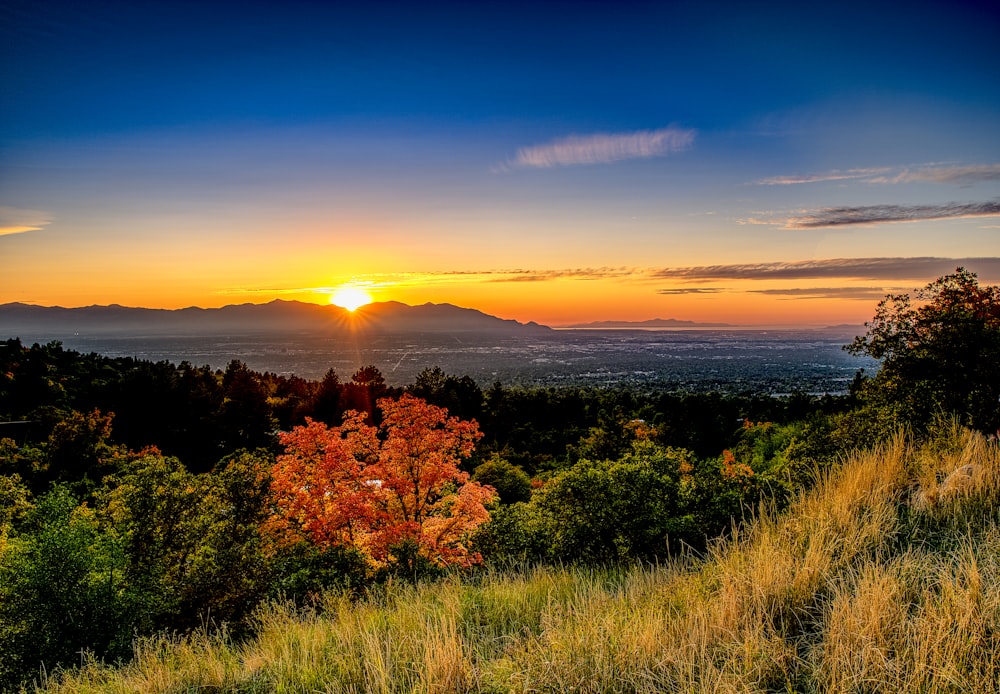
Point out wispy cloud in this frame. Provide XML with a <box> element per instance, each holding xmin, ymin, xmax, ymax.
<box><xmin>487</xmin><ymin>267</ymin><xmax>637</xmax><ymax>282</ymax></box>
<box><xmin>783</xmin><ymin>199</ymin><xmax>1000</xmax><ymax>229</ymax></box>
<box><xmin>651</xmin><ymin>257</ymin><xmax>1000</xmax><ymax>282</ymax></box>
<box><xmin>0</xmin><ymin>206</ymin><xmax>51</xmax><ymax>236</ymax></box>
<box><xmin>754</xmin><ymin>163</ymin><xmax>1000</xmax><ymax>187</ymax></box>
<box><xmin>503</xmin><ymin>126</ymin><xmax>695</xmax><ymax>170</ymax></box>
<box><xmin>748</xmin><ymin>287</ymin><xmax>898</xmax><ymax>300</ymax></box>
<box><xmin>872</xmin><ymin>163</ymin><xmax>1000</xmax><ymax>185</ymax></box>
<box><xmin>656</xmin><ymin>287</ymin><xmax>726</xmax><ymax>295</ymax></box>
<box><xmin>755</xmin><ymin>168</ymin><xmax>892</xmax><ymax>186</ymax></box>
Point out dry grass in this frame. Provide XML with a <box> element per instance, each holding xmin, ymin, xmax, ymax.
<box><xmin>39</xmin><ymin>429</ymin><xmax>1000</xmax><ymax>693</ymax></box>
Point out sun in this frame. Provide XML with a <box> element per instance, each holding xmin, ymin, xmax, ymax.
<box><xmin>329</xmin><ymin>286</ymin><xmax>373</xmax><ymax>312</ymax></box>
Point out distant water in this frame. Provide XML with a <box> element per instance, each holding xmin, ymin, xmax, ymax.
<box><xmin>13</xmin><ymin>329</ymin><xmax>878</xmax><ymax>394</ymax></box>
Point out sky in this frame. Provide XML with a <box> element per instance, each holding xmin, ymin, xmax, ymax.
<box><xmin>2</xmin><ymin>0</ymin><xmax>999</xmax><ymax>327</ymax></box>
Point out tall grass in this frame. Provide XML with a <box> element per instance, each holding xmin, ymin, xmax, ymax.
<box><xmin>40</xmin><ymin>428</ymin><xmax>1000</xmax><ymax>693</ymax></box>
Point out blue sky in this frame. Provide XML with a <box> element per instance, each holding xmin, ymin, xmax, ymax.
<box><xmin>2</xmin><ymin>0</ymin><xmax>999</xmax><ymax>325</ymax></box>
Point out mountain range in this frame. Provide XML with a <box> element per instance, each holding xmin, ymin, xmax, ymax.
<box><xmin>0</xmin><ymin>300</ymin><xmax>552</xmax><ymax>337</ymax></box>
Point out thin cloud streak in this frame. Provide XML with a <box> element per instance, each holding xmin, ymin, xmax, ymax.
<box><xmin>748</xmin><ymin>287</ymin><xmax>898</xmax><ymax>300</ymax></box>
<box><xmin>487</xmin><ymin>267</ymin><xmax>637</xmax><ymax>282</ymax></box>
<box><xmin>784</xmin><ymin>200</ymin><xmax>1000</xmax><ymax>229</ymax></box>
<box><xmin>505</xmin><ymin>126</ymin><xmax>695</xmax><ymax>169</ymax></box>
<box><xmin>755</xmin><ymin>163</ymin><xmax>1000</xmax><ymax>186</ymax></box>
<box><xmin>873</xmin><ymin>163</ymin><xmax>1000</xmax><ymax>185</ymax></box>
<box><xmin>0</xmin><ymin>206</ymin><xmax>51</xmax><ymax>236</ymax></box>
<box><xmin>755</xmin><ymin>167</ymin><xmax>891</xmax><ymax>185</ymax></box>
<box><xmin>651</xmin><ymin>257</ymin><xmax>1000</xmax><ymax>282</ymax></box>
<box><xmin>656</xmin><ymin>287</ymin><xmax>726</xmax><ymax>295</ymax></box>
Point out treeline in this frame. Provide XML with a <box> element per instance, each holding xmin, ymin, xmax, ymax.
<box><xmin>0</xmin><ymin>338</ymin><xmax>847</xmax><ymax>476</ymax></box>
<box><xmin>1</xmin><ymin>268</ymin><xmax>997</xmax><ymax>691</ymax></box>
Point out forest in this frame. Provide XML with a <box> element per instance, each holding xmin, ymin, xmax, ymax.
<box><xmin>1</xmin><ymin>269</ymin><xmax>999</xmax><ymax>692</ymax></box>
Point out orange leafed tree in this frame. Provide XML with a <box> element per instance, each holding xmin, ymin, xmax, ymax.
<box><xmin>268</xmin><ymin>394</ymin><xmax>495</xmax><ymax>568</ymax></box>
<box><xmin>266</xmin><ymin>411</ymin><xmax>379</xmax><ymax>552</ymax></box>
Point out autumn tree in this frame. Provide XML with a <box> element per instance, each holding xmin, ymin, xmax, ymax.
<box><xmin>268</xmin><ymin>394</ymin><xmax>495</xmax><ymax>570</ymax></box>
<box><xmin>367</xmin><ymin>394</ymin><xmax>491</xmax><ymax>568</ymax></box>
<box><xmin>267</xmin><ymin>412</ymin><xmax>379</xmax><ymax>551</ymax></box>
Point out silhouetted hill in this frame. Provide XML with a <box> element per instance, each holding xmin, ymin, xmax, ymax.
<box><xmin>0</xmin><ymin>300</ymin><xmax>552</xmax><ymax>337</ymax></box>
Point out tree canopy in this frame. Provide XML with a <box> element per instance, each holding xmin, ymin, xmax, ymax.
<box><xmin>847</xmin><ymin>268</ymin><xmax>1000</xmax><ymax>434</ymax></box>
<box><xmin>268</xmin><ymin>395</ymin><xmax>495</xmax><ymax>570</ymax></box>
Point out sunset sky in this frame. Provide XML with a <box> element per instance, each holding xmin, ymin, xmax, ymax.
<box><xmin>2</xmin><ymin>0</ymin><xmax>998</xmax><ymax>327</ymax></box>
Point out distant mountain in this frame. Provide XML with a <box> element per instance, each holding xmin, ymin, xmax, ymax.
<box><xmin>564</xmin><ymin>317</ymin><xmax>736</xmax><ymax>329</ymax></box>
<box><xmin>0</xmin><ymin>300</ymin><xmax>552</xmax><ymax>337</ymax></box>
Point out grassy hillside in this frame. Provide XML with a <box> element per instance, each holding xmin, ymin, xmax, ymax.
<box><xmin>39</xmin><ymin>427</ymin><xmax>1000</xmax><ymax>693</ymax></box>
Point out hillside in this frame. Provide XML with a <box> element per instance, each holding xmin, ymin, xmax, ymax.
<box><xmin>39</xmin><ymin>428</ymin><xmax>1000</xmax><ymax>693</ymax></box>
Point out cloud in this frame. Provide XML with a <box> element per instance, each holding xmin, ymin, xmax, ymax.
<box><xmin>755</xmin><ymin>168</ymin><xmax>892</xmax><ymax>185</ymax></box>
<box><xmin>226</xmin><ymin>259</ymin><xmax>1000</xmax><ymax>303</ymax></box>
<box><xmin>0</xmin><ymin>206</ymin><xmax>51</xmax><ymax>236</ymax></box>
<box><xmin>504</xmin><ymin>126</ymin><xmax>695</xmax><ymax>169</ymax></box>
<box><xmin>487</xmin><ymin>267</ymin><xmax>637</xmax><ymax>282</ymax></box>
<box><xmin>871</xmin><ymin>163</ymin><xmax>1000</xmax><ymax>185</ymax></box>
<box><xmin>651</xmin><ymin>257</ymin><xmax>1000</xmax><ymax>282</ymax></box>
<box><xmin>783</xmin><ymin>199</ymin><xmax>1000</xmax><ymax>229</ymax></box>
<box><xmin>754</xmin><ymin>163</ymin><xmax>1000</xmax><ymax>187</ymax></box>
<box><xmin>656</xmin><ymin>287</ymin><xmax>726</xmax><ymax>295</ymax></box>
<box><xmin>748</xmin><ymin>287</ymin><xmax>898</xmax><ymax>300</ymax></box>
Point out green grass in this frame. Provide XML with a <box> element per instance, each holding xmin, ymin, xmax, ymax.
<box><xmin>38</xmin><ymin>428</ymin><xmax>1000</xmax><ymax>693</ymax></box>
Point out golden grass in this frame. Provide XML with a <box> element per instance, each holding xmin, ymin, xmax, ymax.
<box><xmin>40</xmin><ymin>429</ymin><xmax>1000</xmax><ymax>693</ymax></box>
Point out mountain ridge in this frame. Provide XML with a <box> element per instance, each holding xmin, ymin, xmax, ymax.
<box><xmin>0</xmin><ymin>300</ymin><xmax>552</xmax><ymax>337</ymax></box>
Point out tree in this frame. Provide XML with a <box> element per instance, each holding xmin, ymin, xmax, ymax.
<box><xmin>267</xmin><ymin>412</ymin><xmax>379</xmax><ymax>551</ymax></box>
<box><xmin>409</xmin><ymin>367</ymin><xmax>484</xmax><ymax>421</ymax></box>
<box><xmin>368</xmin><ymin>394</ymin><xmax>492</xmax><ymax>568</ymax></box>
<box><xmin>846</xmin><ymin>268</ymin><xmax>1000</xmax><ymax>433</ymax></box>
<box><xmin>268</xmin><ymin>395</ymin><xmax>495</xmax><ymax>570</ymax></box>
<box><xmin>342</xmin><ymin>365</ymin><xmax>389</xmax><ymax>422</ymax></box>
<box><xmin>97</xmin><ymin>449</ymin><xmax>277</xmax><ymax>631</ymax></box>
<box><xmin>220</xmin><ymin>360</ymin><xmax>276</xmax><ymax>452</ymax></box>
<box><xmin>476</xmin><ymin>442</ymin><xmax>708</xmax><ymax>564</ymax></box>
<box><xmin>472</xmin><ymin>455</ymin><xmax>532</xmax><ymax>504</ymax></box>
<box><xmin>0</xmin><ymin>487</ymin><xmax>131</xmax><ymax>690</ymax></box>
<box><xmin>310</xmin><ymin>368</ymin><xmax>345</xmax><ymax>425</ymax></box>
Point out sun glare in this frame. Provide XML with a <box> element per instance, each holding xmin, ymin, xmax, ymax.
<box><xmin>329</xmin><ymin>286</ymin><xmax>373</xmax><ymax>312</ymax></box>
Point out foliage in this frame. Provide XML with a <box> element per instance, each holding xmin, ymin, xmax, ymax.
<box><xmin>96</xmin><ymin>450</ymin><xmax>274</xmax><ymax>632</ymax></box>
<box><xmin>472</xmin><ymin>455</ymin><xmax>532</xmax><ymax>504</ymax></box>
<box><xmin>268</xmin><ymin>395</ymin><xmax>496</xmax><ymax>571</ymax></box>
<box><xmin>37</xmin><ymin>430</ymin><xmax>1000</xmax><ymax>694</ymax></box>
<box><xmin>409</xmin><ymin>366</ymin><xmax>484</xmax><ymax>422</ymax></box>
<box><xmin>475</xmin><ymin>440</ymin><xmax>766</xmax><ymax>563</ymax></box>
<box><xmin>847</xmin><ymin>267</ymin><xmax>1000</xmax><ymax>434</ymax></box>
<box><xmin>0</xmin><ymin>486</ymin><xmax>133</xmax><ymax>691</ymax></box>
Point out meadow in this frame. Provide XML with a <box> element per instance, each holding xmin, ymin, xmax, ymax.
<box><xmin>37</xmin><ymin>426</ymin><xmax>1000</xmax><ymax>693</ymax></box>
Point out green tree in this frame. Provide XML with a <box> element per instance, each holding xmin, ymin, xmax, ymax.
<box><xmin>0</xmin><ymin>487</ymin><xmax>131</xmax><ymax>691</ymax></box>
<box><xmin>847</xmin><ymin>268</ymin><xmax>1000</xmax><ymax>434</ymax></box>
<box><xmin>472</xmin><ymin>455</ymin><xmax>532</xmax><ymax>505</ymax></box>
<box><xmin>97</xmin><ymin>450</ymin><xmax>277</xmax><ymax>632</ymax></box>
<box><xmin>220</xmin><ymin>360</ymin><xmax>276</xmax><ymax>452</ymax></box>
